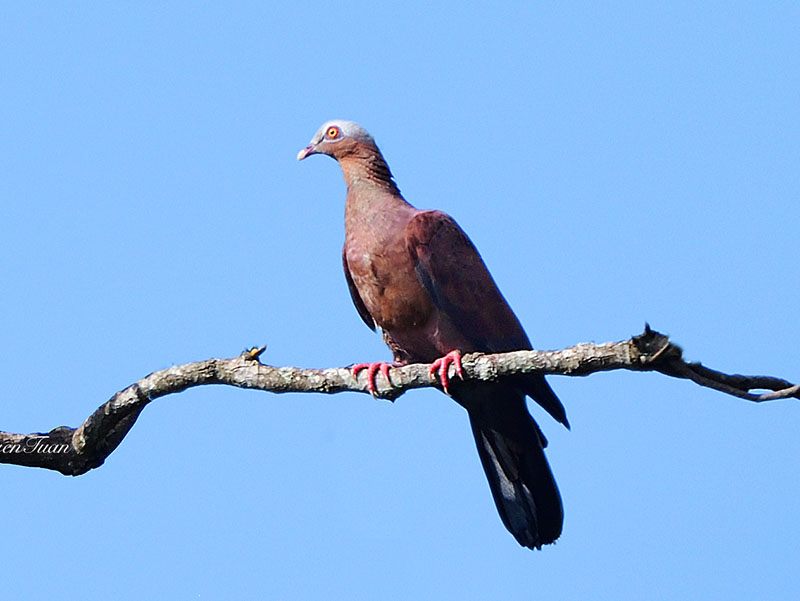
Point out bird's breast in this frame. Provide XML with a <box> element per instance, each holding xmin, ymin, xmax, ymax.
<box><xmin>345</xmin><ymin>240</ymin><xmax>433</xmax><ymax>332</ymax></box>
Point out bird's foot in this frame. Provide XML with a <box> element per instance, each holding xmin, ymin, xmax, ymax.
<box><xmin>351</xmin><ymin>362</ymin><xmax>396</xmax><ymax>397</ymax></box>
<box><xmin>428</xmin><ymin>350</ymin><xmax>464</xmax><ymax>396</ymax></box>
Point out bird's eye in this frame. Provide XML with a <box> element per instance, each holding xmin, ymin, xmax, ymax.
<box><xmin>326</xmin><ymin>126</ymin><xmax>340</xmax><ymax>139</ymax></box>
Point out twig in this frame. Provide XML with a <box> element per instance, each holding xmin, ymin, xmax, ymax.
<box><xmin>0</xmin><ymin>327</ymin><xmax>795</xmax><ymax>476</ymax></box>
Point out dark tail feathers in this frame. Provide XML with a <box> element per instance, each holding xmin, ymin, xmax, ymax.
<box><xmin>469</xmin><ymin>406</ymin><xmax>563</xmax><ymax>549</ymax></box>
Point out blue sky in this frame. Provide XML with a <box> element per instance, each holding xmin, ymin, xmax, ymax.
<box><xmin>1</xmin><ymin>2</ymin><xmax>798</xmax><ymax>599</ymax></box>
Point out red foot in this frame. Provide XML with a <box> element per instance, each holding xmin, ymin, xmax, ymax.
<box><xmin>428</xmin><ymin>350</ymin><xmax>464</xmax><ymax>396</ymax></box>
<box><xmin>351</xmin><ymin>362</ymin><xmax>395</xmax><ymax>397</ymax></box>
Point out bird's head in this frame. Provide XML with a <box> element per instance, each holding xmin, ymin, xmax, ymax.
<box><xmin>297</xmin><ymin>120</ymin><xmax>377</xmax><ymax>162</ymax></box>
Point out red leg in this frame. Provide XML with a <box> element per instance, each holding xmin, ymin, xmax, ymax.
<box><xmin>428</xmin><ymin>350</ymin><xmax>464</xmax><ymax>396</ymax></box>
<box><xmin>351</xmin><ymin>362</ymin><xmax>395</xmax><ymax>397</ymax></box>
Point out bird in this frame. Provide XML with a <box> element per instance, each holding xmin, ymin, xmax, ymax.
<box><xmin>298</xmin><ymin>120</ymin><xmax>569</xmax><ymax>549</ymax></box>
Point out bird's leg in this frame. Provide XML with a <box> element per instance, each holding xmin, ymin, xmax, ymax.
<box><xmin>428</xmin><ymin>350</ymin><xmax>464</xmax><ymax>396</ymax></box>
<box><xmin>351</xmin><ymin>362</ymin><xmax>397</xmax><ymax>397</ymax></box>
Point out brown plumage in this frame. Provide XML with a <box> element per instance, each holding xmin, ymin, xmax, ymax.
<box><xmin>298</xmin><ymin>120</ymin><xmax>569</xmax><ymax>549</ymax></box>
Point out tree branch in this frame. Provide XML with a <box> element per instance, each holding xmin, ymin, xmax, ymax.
<box><xmin>1</xmin><ymin>326</ymin><xmax>795</xmax><ymax>476</ymax></box>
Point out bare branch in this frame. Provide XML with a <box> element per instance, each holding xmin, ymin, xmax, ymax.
<box><xmin>1</xmin><ymin>327</ymin><xmax>795</xmax><ymax>476</ymax></box>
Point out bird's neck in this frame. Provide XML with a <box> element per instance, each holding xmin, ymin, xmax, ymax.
<box><xmin>338</xmin><ymin>151</ymin><xmax>402</xmax><ymax>198</ymax></box>
<box><xmin>341</xmin><ymin>155</ymin><xmax>416</xmax><ymax>243</ymax></box>
<box><xmin>337</xmin><ymin>146</ymin><xmax>415</xmax><ymax>242</ymax></box>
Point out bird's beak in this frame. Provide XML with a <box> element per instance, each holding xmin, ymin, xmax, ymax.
<box><xmin>297</xmin><ymin>144</ymin><xmax>317</xmax><ymax>161</ymax></box>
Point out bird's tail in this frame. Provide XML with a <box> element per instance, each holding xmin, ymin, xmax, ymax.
<box><xmin>467</xmin><ymin>395</ymin><xmax>563</xmax><ymax>549</ymax></box>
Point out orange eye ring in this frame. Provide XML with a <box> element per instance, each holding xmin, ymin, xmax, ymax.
<box><xmin>326</xmin><ymin>126</ymin><xmax>339</xmax><ymax>139</ymax></box>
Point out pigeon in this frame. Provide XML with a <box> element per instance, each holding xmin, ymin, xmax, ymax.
<box><xmin>298</xmin><ymin>120</ymin><xmax>569</xmax><ymax>549</ymax></box>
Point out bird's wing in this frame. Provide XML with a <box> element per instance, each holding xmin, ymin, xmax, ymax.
<box><xmin>405</xmin><ymin>210</ymin><xmax>530</xmax><ymax>353</ymax></box>
<box><xmin>406</xmin><ymin>210</ymin><xmax>569</xmax><ymax>428</ymax></box>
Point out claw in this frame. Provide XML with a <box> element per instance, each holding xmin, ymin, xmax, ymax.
<box><xmin>351</xmin><ymin>362</ymin><xmax>394</xmax><ymax>397</ymax></box>
<box><xmin>428</xmin><ymin>350</ymin><xmax>464</xmax><ymax>396</ymax></box>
